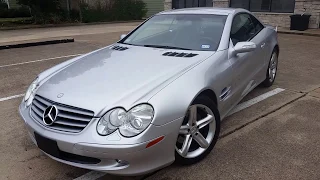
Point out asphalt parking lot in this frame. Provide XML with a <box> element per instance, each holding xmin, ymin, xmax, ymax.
<box><xmin>1</xmin><ymin>24</ymin><xmax>320</xmax><ymax>180</ymax></box>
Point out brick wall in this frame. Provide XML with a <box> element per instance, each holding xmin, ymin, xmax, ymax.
<box><xmin>213</xmin><ymin>0</ymin><xmax>228</xmax><ymax>8</ymax></box>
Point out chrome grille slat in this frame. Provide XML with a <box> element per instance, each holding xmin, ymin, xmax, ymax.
<box><xmin>34</xmin><ymin>96</ymin><xmax>51</xmax><ymax>106</ymax></box>
<box><xmin>30</xmin><ymin>95</ymin><xmax>94</xmax><ymax>133</ymax></box>
<box><xmin>50</xmin><ymin>125</ymin><xmax>82</xmax><ymax>133</ymax></box>
<box><xmin>33</xmin><ymin>99</ymin><xmax>46</xmax><ymax>111</ymax></box>
<box><xmin>55</xmin><ymin>105</ymin><xmax>93</xmax><ymax>117</ymax></box>
<box><xmin>30</xmin><ymin>110</ymin><xmax>43</xmax><ymax>125</ymax></box>
<box><xmin>58</xmin><ymin>112</ymin><xmax>91</xmax><ymax>122</ymax></box>
<box><xmin>31</xmin><ymin>105</ymin><xmax>43</xmax><ymax>118</ymax></box>
<box><xmin>55</xmin><ymin>119</ymin><xmax>87</xmax><ymax>128</ymax></box>
<box><xmin>31</xmin><ymin>109</ymin><xmax>41</xmax><ymax>120</ymax></box>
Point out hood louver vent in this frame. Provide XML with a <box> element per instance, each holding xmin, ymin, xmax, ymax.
<box><xmin>162</xmin><ymin>52</ymin><xmax>198</xmax><ymax>58</ymax></box>
<box><xmin>111</xmin><ymin>46</ymin><xmax>129</xmax><ymax>51</ymax></box>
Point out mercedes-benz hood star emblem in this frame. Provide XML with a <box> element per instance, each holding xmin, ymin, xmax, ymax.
<box><xmin>43</xmin><ymin>105</ymin><xmax>58</xmax><ymax>125</ymax></box>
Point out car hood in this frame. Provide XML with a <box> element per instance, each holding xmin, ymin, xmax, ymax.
<box><xmin>36</xmin><ymin>44</ymin><xmax>214</xmax><ymax>116</ymax></box>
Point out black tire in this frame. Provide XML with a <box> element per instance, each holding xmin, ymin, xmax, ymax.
<box><xmin>175</xmin><ymin>95</ymin><xmax>220</xmax><ymax>165</ymax></box>
<box><xmin>261</xmin><ymin>49</ymin><xmax>279</xmax><ymax>87</ymax></box>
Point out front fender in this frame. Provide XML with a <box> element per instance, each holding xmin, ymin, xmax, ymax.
<box><xmin>148</xmin><ymin>51</ymin><xmax>227</xmax><ymax>126</ymax></box>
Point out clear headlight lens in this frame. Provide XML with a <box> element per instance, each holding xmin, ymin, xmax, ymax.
<box><xmin>96</xmin><ymin>104</ymin><xmax>154</xmax><ymax>137</ymax></box>
<box><xmin>24</xmin><ymin>78</ymin><xmax>39</xmax><ymax>106</ymax></box>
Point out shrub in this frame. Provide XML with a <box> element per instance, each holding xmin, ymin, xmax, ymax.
<box><xmin>80</xmin><ymin>1</ymin><xmax>111</xmax><ymax>23</ymax></box>
<box><xmin>81</xmin><ymin>0</ymin><xmax>147</xmax><ymax>23</ymax></box>
<box><xmin>111</xmin><ymin>0</ymin><xmax>147</xmax><ymax>20</ymax></box>
<box><xmin>0</xmin><ymin>17</ymin><xmax>33</xmax><ymax>27</ymax></box>
<box><xmin>0</xmin><ymin>6</ymin><xmax>31</xmax><ymax>18</ymax></box>
<box><xmin>17</xmin><ymin>0</ymin><xmax>61</xmax><ymax>23</ymax></box>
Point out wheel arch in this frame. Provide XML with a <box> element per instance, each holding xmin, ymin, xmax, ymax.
<box><xmin>197</xmin><ymin>89</ymin><xmax>218</xmax><ymax>107</ymax></box>
<box><xmin>274</xmin><ymin>44</ymin><xmax>280</xmax><ymax>55</ymax></box>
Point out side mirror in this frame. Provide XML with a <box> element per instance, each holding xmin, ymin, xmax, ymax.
<box><xmin>120</xmin><ymin>34</ymin><xmax>127</xmax><ymax>40</ymax></box>
<box><xmin>233</xmin><ymin>42</ymin><xmax>256</xmax><ymax>55</ymax></box>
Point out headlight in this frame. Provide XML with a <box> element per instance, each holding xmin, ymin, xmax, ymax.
<box><xmin>96</xmin><ymin>104</ymin><xmax>154</xmax><ymax>137</ymax></box>
<box><xmin>24</xmin><ymin>77</ymin><xmax>39</xmax><ymax>106</ymax></box>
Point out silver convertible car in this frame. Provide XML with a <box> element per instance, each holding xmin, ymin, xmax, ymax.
<box><xmin>19</xmin><ymin>8</ymin><xmax>279</xmax><ymax>175</ymax></box>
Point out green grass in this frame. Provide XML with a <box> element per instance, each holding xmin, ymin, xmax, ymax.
<box><xmin>0</xmin><ymin>17</ymin><xmax>33</xmax><ymax>22</ymax></box>
<box><xmin>0</xmin><ymin>17</ymin><xmax>34</xmax><ymax>27</ymax></box>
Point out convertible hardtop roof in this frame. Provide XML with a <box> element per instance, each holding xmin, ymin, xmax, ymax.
<box><xmin>158</xmin><ymin>7</ymin><xmax>246</xmax><ymax>16</ymax></box>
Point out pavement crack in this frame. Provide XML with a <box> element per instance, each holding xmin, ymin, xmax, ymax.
<box><xmin>219</xmin><ymin>92</ymin><xmax>307</xmax><ymax>139</ymax></box>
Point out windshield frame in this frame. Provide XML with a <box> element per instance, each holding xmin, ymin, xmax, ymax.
<box><xmin>118</xmin><ymin>14</ymin><xmax>227</xmax><ymax>51</ymax></box>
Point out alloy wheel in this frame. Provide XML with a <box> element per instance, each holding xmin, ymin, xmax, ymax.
<box><xmin>176</xmin><ymin>104</ymin><xmax>216</xmax><ymax>158</ymax></box>
<box><xmin>268</xmin><ymin>52</ymin><xmax>278</xmax><ymax>82</ymax></box>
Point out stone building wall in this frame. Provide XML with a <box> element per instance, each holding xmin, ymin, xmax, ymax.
<box><xmin>294</xmin><ymin>0</ymin><xmax>320</xmax><ymax>28</ymax></box>
<box><xmin>164</xmin><ymin>0</ymin><xmax>320</xmax><ymax>28</ymax></box>
<box><xmin>212</xmin><ymin>0</ymin><xmax>320</xmax><ymax>28</ymax></box>
<box><xmin>254</xmin><ymin>13</ymin><xmax>291</xmax><ymax>28</ymax></box>
<box><xmin>164</xmin><ymin>0</ymin><xmax>172</xmax><ymax>11</ymax></box>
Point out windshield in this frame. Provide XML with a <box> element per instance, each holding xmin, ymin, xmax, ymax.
<box><xmin>120</xmin><ymin>14</ymin><xmax>227</xmax><ymax>51</ymax></box>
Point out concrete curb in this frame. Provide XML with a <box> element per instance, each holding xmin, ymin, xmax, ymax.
<box><xmin>0</xmin><ymin>20</ymin><xmax>144</xmax><ymax>31</ymax></box>
<box><xmin>0</xmin><ymin>39</ymin><xmax>74</xmax><ymax>50</ymax></box>
<box><xmin>278</xmin><ymin>30</ymin><xmax>320</xmax><ymax>37</ymax></box>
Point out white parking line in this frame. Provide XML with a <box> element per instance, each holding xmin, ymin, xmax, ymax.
<box><xmin>0</xmin><ymin>94</ymin><xmax>24</xmax><ymax>102</ymax></box>
<box><xmin>73</xmin><ymin>88</ymin><xmax>285</xmax><ymax>180</ymax></box>
<box><xmin>0</xmin><ymin>54</ymin><xmax>82</xmax><ymax>68</ymax></box>
<box><xmin>228</xmin><ymin>88</ymin><xmax>285</xmax><ymax>116</ymax></box>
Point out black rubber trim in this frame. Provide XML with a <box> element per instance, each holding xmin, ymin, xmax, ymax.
<box><xmin>0</xmin><ymin>39</ymin><xmax>74</xmax><ymax>50</ymax></box>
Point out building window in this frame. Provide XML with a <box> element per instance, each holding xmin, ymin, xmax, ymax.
<box><xmin>230</xmin><ymin>0</ymin><xmax>295</xmax><ymax>13</ymax></box>
<box><xmin>172</xmin><ymin>0</ymin><xmax>213</xmax><ymax>9</ymax></box>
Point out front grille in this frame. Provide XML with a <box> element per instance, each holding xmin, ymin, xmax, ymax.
<box><xmin>30</xmin><ymin>95</ymin><xmax>94</xmax><ymax>133</ymax></box>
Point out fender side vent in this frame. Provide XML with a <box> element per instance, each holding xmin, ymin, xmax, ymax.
<box><xmin>162</xmin><ymin>52</ymin><xmax>198</xmax><ymax>58</ymax></box>
<box><xmin>112</xmin><ymin>46</ymin><xmax>129</xmax><ymax>51</ymax></box>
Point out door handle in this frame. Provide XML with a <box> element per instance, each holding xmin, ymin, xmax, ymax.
<box><xmin>261</xmin><ymin>43</ymin><xmax>266</xmax><ymax>48</ymax></box>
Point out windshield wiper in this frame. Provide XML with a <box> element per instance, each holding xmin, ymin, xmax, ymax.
<box><xmin>143</xmin><ymin>44</ymin><xmax>192</xmax><ymax>50</ymax></box>
<box><xmin>120</xmin><ymin>42</ymin><xmax>142</xmax><ymax>46</ymax></box>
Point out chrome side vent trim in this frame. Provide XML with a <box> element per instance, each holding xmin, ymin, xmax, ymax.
<box><xmin>162</xmin><ymin>52</ymin><xmax>198</xmax><ymax>58</ymax></box>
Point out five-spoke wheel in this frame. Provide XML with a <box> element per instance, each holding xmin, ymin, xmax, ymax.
<box><xmin>262</xmin><ymin>49</ymin><xmax>278</xmax><ymax>87</ymax></box>
<box><xmin>175</xmin><ymin>95</ymin><xmax>220</xmax><ymax>164</ymax></box>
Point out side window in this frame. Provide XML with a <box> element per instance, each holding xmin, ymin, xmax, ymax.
<box><xmin>249</xmin><ymin>15</ymin><xmax>264</xmax><ymax>34</ymax></box>
<box><xmin>230</xmin><ymin>13</ymin><xmax>255</xmax><ymax>45</ymax></box>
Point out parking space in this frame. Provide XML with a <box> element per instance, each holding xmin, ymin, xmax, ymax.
<box><xmin>1</xmin><ymin>24</ymin><xmax>320</xmax><ymax>180</ymax></box>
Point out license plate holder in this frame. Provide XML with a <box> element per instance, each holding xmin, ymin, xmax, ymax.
<box><xmin>34</xmin><ymin>132</ymin><xmax>60</xmax><ymax>157</ymax></box>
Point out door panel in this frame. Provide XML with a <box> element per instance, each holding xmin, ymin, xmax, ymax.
<box><xmin>250</xmin><ymin>29</ymin><xmax>269</xmax><ymax>82</ymax></box>
<box><xmin>229</xmin><ymin>41</ymin><xmax>256</xmax><ymax>107</ymax></box>
<box><xmin>249</xmin><ymin>14</ymin><xmax>270</xmax><ymax>83</ymax></box>
<box><xmin>228</xmin><ymin>13</ymin><xmax>264</xmax><ymax>108</ymax></box>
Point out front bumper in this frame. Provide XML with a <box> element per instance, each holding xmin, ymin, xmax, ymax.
<box><xmin>19</xmin><ymin>103</ymin><xmax>182</xmax><ymax>175</ymax></box>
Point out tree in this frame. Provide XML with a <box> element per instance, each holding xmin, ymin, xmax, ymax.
<box><xmin>0</xmin><ymin>0</ymin><xmax>8</xmax><ymax>9</ymax></box>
